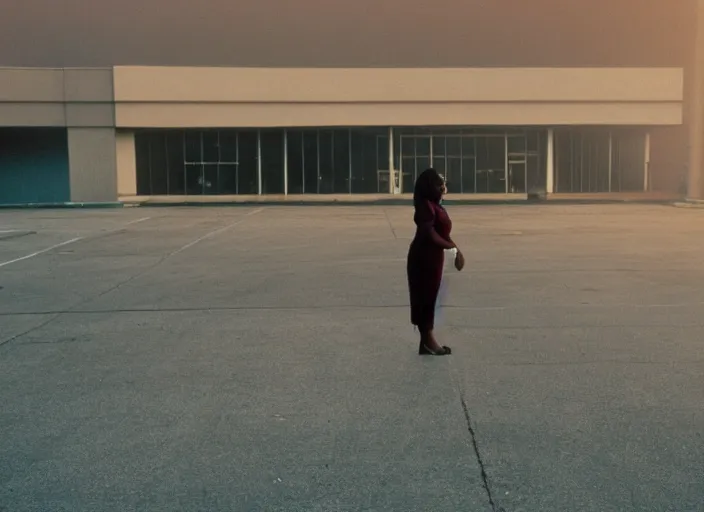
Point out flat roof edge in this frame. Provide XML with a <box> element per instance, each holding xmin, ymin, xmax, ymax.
<box><xmin>0</xmin><ymin>65</ymin><xmax>685</xmax><ymax>71</ymax></box>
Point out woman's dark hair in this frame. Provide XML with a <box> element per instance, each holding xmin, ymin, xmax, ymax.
<box><xmin>413</xmin><ymin>168</ymin><xmax>445</xmax><ymax>205</ymax></box>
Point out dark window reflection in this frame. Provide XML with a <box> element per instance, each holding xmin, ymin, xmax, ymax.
<box><xmin>287</xmin><ymin>131</ymin><xmax>304</xmax><ymax>194</ymax></box>
<box><xmin>202</xmin><ymin>131</ymin><xmax>219</xmax><ymax>162</ymax></box>
<box><xmin>166</xmin><ymin>131</ymin><xmax>185</xmax><ymax>195</ymax></box>
<box><xmin>149</xmin><ymin>132</ymin><xmax>168</xmax><ymax>195</ymax></box>
<box><xmin>135</xmin><ymin>133</ymin><xmax>151</xmax><ymax>195</ymax></box>
<box><xmin>185</xmin><ymin>164</ymin><xmax>202</xmax><ymax>194</ymax></box>
<box><xmin>554</xmin><ymin>128</ymin><xmax>644</xmax><ymax>193</ymax></box>
<box><xmin>260</xmin><ymin>130</ymin><xmax>284</xmax><ymax>195</ymax></box>
<box><xmin>461</xmin><ymin>154</ymin><xmax>476</xmax><ymax>193</ymax></box>
<box><xmin>446</xmin><ymin>157</ymin><xmax>462</xmax><ymax>193</ymax></box>
<box><xmin>238</xmin><ymin>131</ymin><xmax>258</xmax><ymax>195</ymax></box>
<box><xmin>203</xmin><ymin>164</ymin><xmax>219</xmax><ymax>195</ymax></box>
<box><xmin>219</xmin><ymin>130</ymin><xmax>238</xmax><ymax>163</ymax></box>
<box><xmin>303</xmin><ymin>131</ymin><xmax>318</xmax><ymax>194</ymax></box>
<box><xmin>318</xmin><ymin>130</ymin><xmax>334</xmax><ymax>194</ymax></box>
<box><xmin>333</xmin><ymin>129</ymin><xmax>350</xmax><ymax>194</ymax></box>
<box><xmin>218</xmin><ymin>131</ymin><xmax>238</xmax><ymax>194</ymax></box>
<box><xmin>526</xmin><ymin>130</ymin><xmax>545</xmax><ymax>192</ymax></box>
<box><xmin>351</xmin><ymin>129</ymin><xmax>384</xmax><ymax>193</ymax></box>
<box><xmin>184</xmin><ymin>131</ymin><xmax>200</xmax><ymax>163</ymax></box>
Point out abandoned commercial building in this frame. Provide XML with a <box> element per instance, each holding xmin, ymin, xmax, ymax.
<box><xmin>0</xmin><ymin>2</ymin><xmax>696</xmax><ymax>205</ymax></box>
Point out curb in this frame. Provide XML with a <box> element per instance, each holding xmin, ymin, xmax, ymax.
<box><xmin>0</xmin><ymin>202</ymin><xmax>124</xmax><ymax>210</ymax></box>
<box><xmin>0</xmin><ymin>199</ymin><xmax>681</xmax><ymax>209</ymax></box>
<box><xmin>123</xmin><ymin>198</ymin><xmax>677</xmax><ymax>208</ymax></box>
<box><xmin>673</xmin><ymin>201</ymin><xmax>704</xmax><ymax>209</ymax></box>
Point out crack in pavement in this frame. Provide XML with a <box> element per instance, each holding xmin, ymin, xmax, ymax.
<box><xmin>450</xmin><ymin>359</ymin><xmax>505</xmax><ymax>512</ymax></box>
<box><xmin>458</xmin><ymin>390</ymin><xmax>502</xmax><ymax>512</ymax></box>
<box><xmin>382</xmin><ymin>209</ymin><xmax>399</xmax><ymax>240</ymax></box>
<box><xmin>0</xmin><ymin>313</ymin><xmax>62</xmax><ymax>348</ymax></box>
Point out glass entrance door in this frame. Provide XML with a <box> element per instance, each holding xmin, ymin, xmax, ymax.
<box><xmin>399</xmin><ymin>133</ymin><xmax>479</xmax><ymax>193</ymax></box>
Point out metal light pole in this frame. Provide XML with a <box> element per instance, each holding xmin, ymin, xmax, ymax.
<box><xmin>688</xmin><ymin>0</ymin><xmax>704</xmax><ymax>200</ymax></box>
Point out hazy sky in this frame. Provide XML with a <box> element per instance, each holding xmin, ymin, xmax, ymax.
<box><xmin>0</xmin><ymin>0</ymin><xmax>695</xmax><ymax>67</ymax></box>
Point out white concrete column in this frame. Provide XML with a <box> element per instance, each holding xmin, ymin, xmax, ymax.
<box><xmin>546</xmin><ymin>128</ymin><xmax>555</xmax><ymax>194</ymax></box>
<box><xmin>688</xmin><ymin>0</ymin><xmax>704</xmax><ymax>200</ymax></box>
<box><xmin>116</xmin><ymin>131</ymin><xmax>137</xmax><ymax>197</ymax></box>
<box><xmin>644</xmin><ymin>132</ymin><xmax>651</xmax><ymax>191</ymax></box>
<box><xmin>388</xmin><ymin>127</ymin><xmax>395</xmax><ymax>194</ymax></box>
<box><xmin>68</xmin><ymin>127</ymin><xmax>118</xmax><ymax>203</ymax></box>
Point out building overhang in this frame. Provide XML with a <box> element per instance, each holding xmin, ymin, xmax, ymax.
<box><xmin>0</xmin><ymin>66</ymin><xmax>685</xmax><ymax>128</ymax></box>
<box><xmin>0</xmin><ymin>67</ymin><xmax>115</xmax><ymax>127</ymax></box>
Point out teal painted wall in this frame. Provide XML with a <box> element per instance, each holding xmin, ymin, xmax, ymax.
<box><xmin>0</xmin><ymin>128</ymin><xmax>70</xmax><ymax>205</ymax></box>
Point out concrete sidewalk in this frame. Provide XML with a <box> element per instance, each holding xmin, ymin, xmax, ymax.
<box><xmin>118</xmin><ymin>191</ymin><xmax>679</xmax><ymax>207</ymax></box>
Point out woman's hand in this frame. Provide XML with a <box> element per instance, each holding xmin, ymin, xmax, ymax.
<box><xmin>454</xmin><ymin>250</ymin><xmax>465</xmax><ymax>271</ymax></box>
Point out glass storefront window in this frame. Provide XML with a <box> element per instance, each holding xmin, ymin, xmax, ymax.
<box><xmin>134</xmin><ymin>126</ymin><xmax>555</xmax><ymax>196</ymax></box>
<box><xmin>554</xmin><ymin>128</ymin><xmax>646</xmax><ymax>193</ymax></box>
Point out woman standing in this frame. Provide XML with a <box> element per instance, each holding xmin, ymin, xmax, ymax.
<box><xmin>407</xmin><ymin>169</ymin><xmax>465</xmax><ymax>356</ymax></box>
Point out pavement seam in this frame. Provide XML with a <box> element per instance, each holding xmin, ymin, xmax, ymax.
<box><xmin>0</xmin><ymin>210</ymin><xmax>263</xmax><ymax>349</ymax></box>
<box><xmin>0</xmin><ymin>218</ymin><xmax>162</xmax><ymax>347</ymax></box>
<box><xmin>7</xmin><ymin>305</ymin><xmax>704</xmax><ymax>318</ymax></box>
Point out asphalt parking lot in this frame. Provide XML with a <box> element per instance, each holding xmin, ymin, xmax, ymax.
<box><xmin>1</xmin><ymin>204</ymin><xmax>703</xmax><ymax>512</ymax></box>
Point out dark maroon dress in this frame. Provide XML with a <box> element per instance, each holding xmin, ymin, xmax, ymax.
<box><xmin>407</xmin><ymin>199</ymin><xmax>455</xmax><ymax>331</ymax></box>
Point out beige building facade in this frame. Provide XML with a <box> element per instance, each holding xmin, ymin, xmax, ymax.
<box><xmin>0</xmin><ymin>66</ymin><xmax>687</xmax><ymax>204</ymax></box>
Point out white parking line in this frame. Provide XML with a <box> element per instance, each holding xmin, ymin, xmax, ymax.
<box><xmin>122</xmin><ymin>217</ymin><xmax>151</xmax><ymax>227</ymax></box>
<box><xmin>172</xmin><ymin>208</ymin><xmax>263</xmax><ymax>256</ymax></box>
<box><xmin>0</xmin><ymin>238</ymin><xmax>83</xmax><ymax>269</ymax></box>
<box><xmin>0</xmin><ymin>216</ymin><xmax>152</xmax><ymax>269</ymax></box>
